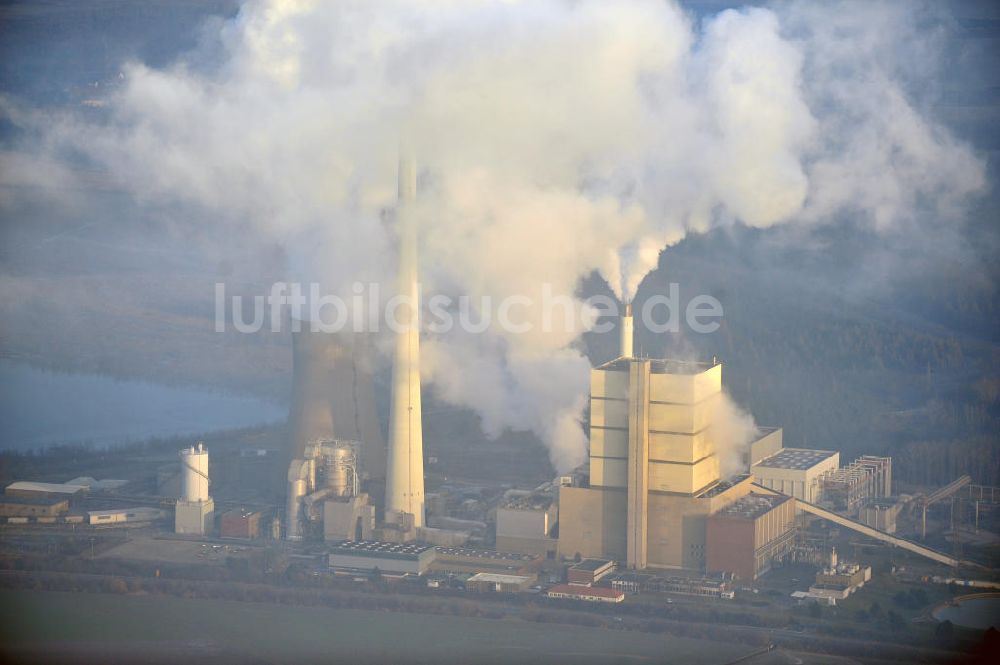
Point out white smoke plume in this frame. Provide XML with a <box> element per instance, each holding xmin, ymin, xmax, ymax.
<box><xmin>2</xmin><ymin>0</ymin><xmax>985</xmax><ymax>472</ymax></box>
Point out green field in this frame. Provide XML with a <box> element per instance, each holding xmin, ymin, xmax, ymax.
<box><xmin>0</xmin><ymin>590</ymin><xmax>749</xmax><ymax>664</ymax></box>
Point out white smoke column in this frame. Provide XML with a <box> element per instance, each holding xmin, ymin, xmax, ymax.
<box><xmin>711</xmin><ymin>393</ymin><xmax>760</xmax><ymax>480</ymax></box>
<box><xmin>2</xmin><ymin>0</ymin><xmax>985</xmax><ymax>472</ymax></box>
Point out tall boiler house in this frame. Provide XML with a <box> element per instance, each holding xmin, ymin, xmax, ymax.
<box><xmin>384</xmin><ymin>155</ymin><xmax>425</xmax><ymax>529</ymax></box>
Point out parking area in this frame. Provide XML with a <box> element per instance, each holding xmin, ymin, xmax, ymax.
<box><xmin>97</xmin><ymin>536</ymin><xmax>251</xmax><ymax>565</ymax></box>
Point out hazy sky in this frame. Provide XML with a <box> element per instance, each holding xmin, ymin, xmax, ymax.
<box><xmin>0</xmin><ymin>0</ymin><xmax>995</xmax><ymax>470</ymax></box>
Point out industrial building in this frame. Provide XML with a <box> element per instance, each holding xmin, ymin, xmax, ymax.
<box><xmin>327</xmin><ymin>540</ymin><xmax>436</xmax><ymax>575</ymax></box>
<box><xmin>431</xmin><ymin>546</ymin><xmax>542</xmax><ymax>576</ymax></box>
<box><xmin>220</xmin><ymin>508</ymin><xmax>262</xmax><ymax>539</ymax></box>
<box><xmin>607</xmin><ymin>572</ymin><xmax>735</xmax><ymax>599</ymax></box>
<box><xmin>750</xmin><ymin>448</ymin><xmax>840</xmax><ymax>503</ymax></box>
<box><xmin>0</xmin><ymin>495</ymin><xmax>70</xmax><ymax>518</ymax></box>
<box><xmin>705</xmin><ymin>493</ymin><xmax>796</xmax><ymax>580</ymax></box>
<box><xmin>807</xmin><ymin>549</ymin><xmax>872</xmax><ymax>603</ymax></box>
<box><xmin>323</xmin><ymin>494</ymin><xmax>375</xmax><ymax>542</ymax></box>
<box><xmin>287</xmin><ymin>438</ymin><xmax>366</xmax><ymax>541</ymax></box>
<box><xmin>174</xmin><ymin>443</ymin><xmax>214</xmax><ymax>535</ymax></box>
<box><xmin>558</xmin><ymin>309</ymin><xmax>775</xmax><ymax>571</ymax></box>
<box><xmin>88</xmin><ymin>507</ymin><xmax>165</xmax><ymax>525</ymax></box>
<box><xmin>547</xmin><ymin>584</ymin><xmax>624</xmax><ymax>603</ymax></box>
<box><xmin>746</xmin><ymin>427</ymin><xmax>784</xmax><ymax>467</ymax></box>
<box><xmin>465</xmin><ymin>572</ymin><xmax>535</xmax><ymax>593</ymax></box>
<box><xmin>5</xmin><ymin>481</ymin><xmax>87</xmax><ymax>501</ymax></box>
<box><xmin>567</xmin><ymin>558</ymin><xmax>615</xmax><ymax>586</ymax></box>
<box><xmin>495</xmin><ymin>492</ymin><xmax>558</xmax><ymax>558</ymax></box>
<box><xmin>821</xmin><ymin>455</ymin><xmax>892</xmax><ymax>513</ymax></box>
<box><xmin>859</xmin><ymin>499</ymin><xmax>901</xmax><ymax>534</ymax></box>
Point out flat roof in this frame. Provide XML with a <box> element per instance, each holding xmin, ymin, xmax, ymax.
<box><xmin>329</xmin><ymin>540</ymin><xmax>435</xmax><ymax>560</ymax></box>
<box><xmin>221</xmin><ymin>508</ymin><xmax>261</xmax><ymax>518</ymax></box>
<box><xmin>435</xmin><ymin>546</ymin><xmax>538</xmax><ymax>562</ymax></box>
<box><xmin>753</xmin><ymin>448</ymin><xmax>837</xmax><ymax>471</ymax></box>
<box><xmin>5</xmin><ymin>481</ymin><xmax>87</xmax><ymax>495</ymax></box>
<box><xmin>698</xmin><ymin>474</ymin><xmax>751</xmax><ymax>498</ymax></box>
<box><xmin>548</xmin><ymin>584</ymin><xmax>624</xmax><ymax>599</ymax></box>
<box><xmin>570</xmin><ymin>558</ymin><xmax>613</xmax><ymax>572</ymax></box>
<box><xmin>0</xmin><ymin>495</ymin><xmax>68</xmax><ymax>506</ymax></box>
<box><xmin>596</xmin><ymin>358</ymin><xmax>718</xmax><ymax>375</ymax></box>
<box><xmin>87</xmin><ymin>507</ymin><xmax>162</xmax><ymax>517</ymax></box>
<box><xmin>500</xmin><ymin>494</ymin><xmax>553</xmax><ymax>510</ymax></box>
<box><xmin>716</xmin><ymin>493</ymin><xmax>790</xmax><ymax>520</ymax></box>
<box><xmin>467</xmin><ymin>573</ymin><xmax>534</xmax><ymax>584</ymax></box>
<box><xmin>65</xmin><ymin>477</ymin><xmax>129</xmax><ymax>491</ymax></box>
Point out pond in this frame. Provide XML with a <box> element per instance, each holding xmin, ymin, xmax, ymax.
<box><xmin>933</xmin><ymin>594</ymin><xmax>1000</xmax><ymax>631</ymax></box>
<box><xmin>0</xmin><ymin>360</ymin><xmax>285</xmax><ymax>451</ymax></box>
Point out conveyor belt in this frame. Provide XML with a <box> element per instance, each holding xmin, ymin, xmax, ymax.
<box><xmin>750</xmin><ymin>483</ymin><xmax>960</xmax><ymax>567</ymax></box>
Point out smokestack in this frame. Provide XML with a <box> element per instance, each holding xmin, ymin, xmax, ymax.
<box><xmin>620</xmin><ymin>301</ymin><xmax>634</xmax><ymax>359</ymax></box>
<box><xmin>385</xmin><ymin>154</ymin><xmax>425</xmax><ymax>528</ymax></box>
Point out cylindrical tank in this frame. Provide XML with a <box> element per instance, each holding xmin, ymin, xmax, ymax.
<box><xmin>270</xmin><ymin>514</ymin><xmax>281</xmax><ymax>541</ymax></box>
<box><xmin>323</xmin><ymin>444</ymin><xmax>355</xmax><ymax>497</ymax></box>
<box><xmin>286</xmin><ymin>478</ymin><xmax>307</xmax><ymax>541</ymax></box>
<box><xmin>305</xmin><ymin>454</ymin><xmax>317</xmax><ymax>493</ymax></box>
<box><xmin>179</xmin><ymin>442</ymin><xmax>210</xmax><ymax>502</ymax></box>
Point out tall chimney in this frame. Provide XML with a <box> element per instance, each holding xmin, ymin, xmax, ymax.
<box><xmin>385</xmin><ymin>154</ymin><xmax>425</xmax><ymax>528</ymax></box>
<box><xmin>620</xmin><ymin>301</ymin><xmax>634</xmax><ymax>359</ymax></box>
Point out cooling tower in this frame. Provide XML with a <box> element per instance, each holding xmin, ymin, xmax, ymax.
<box><xmin>288</xmin><ymin>327</ymin><xmax>386</xmax><ymax>479</ymax></box>
<box><xmin>289</xmin><ymin>327</ymin><xmax>336</xmax><ymax>459</ymax></box>
<box><xmin>385</xmin><ymin>154</ymin><xmax>425</xmax><ymax>528</ymax></box>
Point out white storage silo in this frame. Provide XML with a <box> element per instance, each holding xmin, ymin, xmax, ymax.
<box><xmin>180</xmin><ymin>442</ymin><xmax>210</xmax><ymax>502</ymax></box>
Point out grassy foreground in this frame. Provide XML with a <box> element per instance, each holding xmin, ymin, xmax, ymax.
<box><xmin>0</xmin><ymin>589</ymin><xmax>749</xmax><ymax>664</ymax></box>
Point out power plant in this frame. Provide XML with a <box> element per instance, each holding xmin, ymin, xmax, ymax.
<box><xmin>156</xmin><ymin>161</ymin><xmax>976</xmax><ymax>588</ymax></box>
<box><xmin>5</xmin><ymin>151</ymin><xmax>986</xmax><ymax>657</ymax></box>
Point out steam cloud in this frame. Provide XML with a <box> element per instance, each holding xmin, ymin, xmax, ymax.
<box><xmin>3</xmin><ymin>0</ymin><xmax>985</xmax><ymax>472</ymax></box>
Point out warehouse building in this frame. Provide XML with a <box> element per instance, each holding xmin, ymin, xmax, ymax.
<box><xmin>328</xmin><ymin>540</ymin><xmax>436</xmax><ymax>575</ymax></box>
<box><xmin>87</xmin><ymin>507</ymin><xmax>165</xmax><ymax>525</ymax></box>
<box><xmin>750</xmin><ymin>449</ymin><xmax>839</xmax><ymax>503</ymax></box>
<box><xmin>547</xmin><ymin>584</ymin><xmax>624</xmax><ymax>603</ymax></box>
<box><xmin>705</xmin><ymin>493</ymin><xmax>796</xmax><ymax>580</ymax></box>
<box><xmin>465</xmin><ymin>572</ymin><xmax>535</xmax><ymax>593</ymax></box>
<box><xmin>0</xmin><ymin>496</ymin><xmax>70</xmax><ymax>518</ymax></box>
<box><xmin>5</xmin><ymin>481</ymin><xmax>87</xmax><ymax>501</ymax></box>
